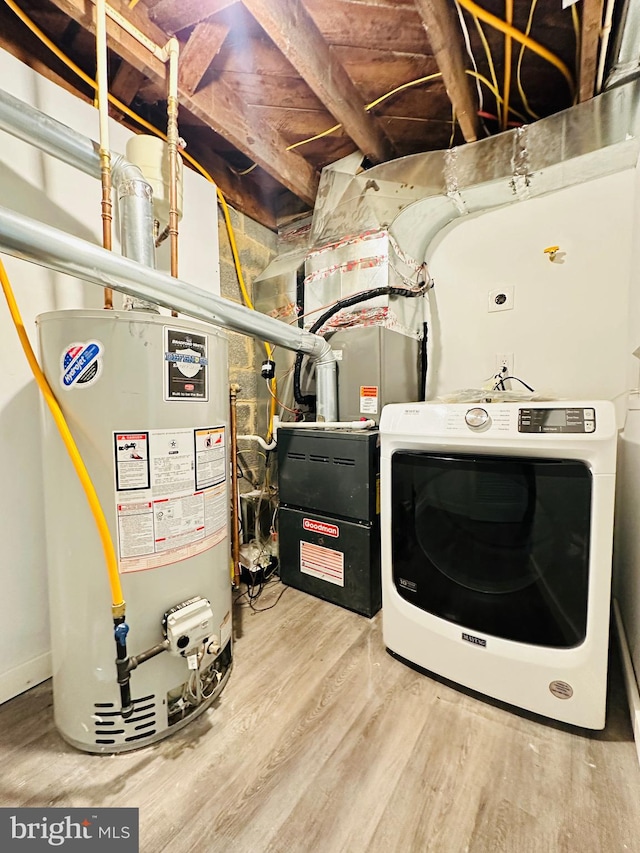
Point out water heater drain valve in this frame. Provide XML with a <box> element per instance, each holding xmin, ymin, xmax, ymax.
<box><xmin>163</xmin><ymin>597</ymin><xmax>214</xmax><ymax>657</ymax></box>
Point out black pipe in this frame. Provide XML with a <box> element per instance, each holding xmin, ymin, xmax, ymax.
<box><xmin>113</xmin><ymin>617</ymin><xmax>133</xmax><ymax>719</ymax></box>
<box><xmin>127</xmin><ymin>641</ymin><xmax>170</xmax><ymax>670</ymax></box>
<box><xmin>420</xmin><ymin>321</ymin><xmax>429</xmax><ymax>401</ymax></box>
<box><xmin>293</xmin><ymin>285</ymin><xmax>426</xmax><ymax>407</ymax></box>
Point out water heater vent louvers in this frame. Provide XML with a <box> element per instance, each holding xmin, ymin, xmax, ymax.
<box><xmin>93</xmin><ymin>697</ymin><xmax>158</xmax><ymax>746</ymax></box>
<box><xmin>125</xmin><ymin>731</ymin><xmax>157</xmax><ymax>743</ymax></box>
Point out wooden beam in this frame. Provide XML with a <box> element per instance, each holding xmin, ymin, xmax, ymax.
<box><xmin>149</xmin><ymin>0</ymin><xmax>238</xmax><ymax>35</ymax></box>
<box><xmin>46</xmin><ymin>0</ymin><xmax>319</xmax><ymax>206</ymax></box>
<box><xmin>413</xmin><ymin>0</ymin><xmax>479</xmax><ymax>143</ymax></box>
<box><xmin>241</xmin><ymin>0</ymin><xmax>395</xmax><ymax>164</ymax></box>
<box><xmin>110</xmin><ymin>61</ymin><xmax>145</xmax><ymax>106</ymax></box>
<box><xmin>179</xmin><ymin>19</ymin><xmax>230</xmax><ymax>96</ymax></box>
<box><xmin>579</xmin><ymin>0</ymin><xmax>605</xmax><ymax>102</ymax></box>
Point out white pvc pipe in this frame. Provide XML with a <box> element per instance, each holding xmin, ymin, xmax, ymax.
<box><xmin>95</xmin><ymin>0</ymin><xmax>110</xmax><ymax>158</ymax></box>
<box><xmin>237</xmin><ymin>435</ymin><xmax>278</xmax><ymax>451</ymax></box>
<box><xmin>273</xmin><ymin>416</ymin><xmax>375</xmax><ymax>431</ymax></box>
<box><xmin>167</xmin><ymin>38</ymin><xmax>179</xmax><ymax>102</ymax></box>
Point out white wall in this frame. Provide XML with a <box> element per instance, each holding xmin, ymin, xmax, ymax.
<box><xmin>0</xmin><ymin>48</ymin><xmax>220</xmax><ymax>702</ymax></box>
<box><xmin>425</xmin><ymin>171</ymin><xmax>635</xmax><ymax>413</ymax></box>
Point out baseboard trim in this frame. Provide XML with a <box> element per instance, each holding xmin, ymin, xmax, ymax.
<box><xmin>0</xmin><ymin>652</ymin><xmax>51</xmax><ymax>705</ymax></box>
<box><xmin>613</xmin><ymin>598</ymin><xmax>640</xmax><ymax>766</ymax></box>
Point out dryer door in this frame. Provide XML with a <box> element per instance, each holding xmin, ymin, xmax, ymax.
<box><xmin>390</xmin><ymin>452</ymin><xmax>592</xmax><ymax>647</ymax></box>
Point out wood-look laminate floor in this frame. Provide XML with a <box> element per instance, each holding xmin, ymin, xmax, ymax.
<box><xmin>1</xmin><ymin>582</ymin><xmax>639</xmax><ymax>853</ymax></box>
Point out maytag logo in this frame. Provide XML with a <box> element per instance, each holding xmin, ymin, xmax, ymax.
<box><xmin>462</xmin><ymin>632</ymin><xmax>487</xmax><ymax>648</ymax></box>
<box><xmin>302</xmin><ymin>518</ymin><xmax>339</xmax><ymax>538</ymax></box>
<box><xmin>0</xmin><ymin>808</ymin><xmax>138</xmax><ymax>851</ymax></box>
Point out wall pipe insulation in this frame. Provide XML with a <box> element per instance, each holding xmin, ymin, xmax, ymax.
<box><xmin>0</xmin><ymin>88</ymin><xmax>338</xmax><ymax>419</ymax></box>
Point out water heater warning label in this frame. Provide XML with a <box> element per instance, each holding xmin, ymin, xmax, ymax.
<box><xmin>114</xmin><ymin>426</ymin><xmax>227</xmax><ymax>572</ymax></box>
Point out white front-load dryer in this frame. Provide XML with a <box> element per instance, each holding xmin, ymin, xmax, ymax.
<box><xmin>379</xmin><ymin>401</ymin><xmax>617</xmax><ymax>729</ymax></box>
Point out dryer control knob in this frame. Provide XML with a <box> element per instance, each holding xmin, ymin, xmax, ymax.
<box><xmin>465</xmin><ymin>407</ymin><xmax>490</xmax><ymax>429</ymax></box>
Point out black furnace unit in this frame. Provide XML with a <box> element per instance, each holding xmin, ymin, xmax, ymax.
<box><xmin>277</xmin><ymin>427</ymin><xmax>381</xmax><ymax>617</ymax></box>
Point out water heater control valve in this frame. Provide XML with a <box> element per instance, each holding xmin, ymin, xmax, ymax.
<box><xmin>163</xmin><ymin>597</ymin><xmax>214</xmax><ymax>657</ymax></box>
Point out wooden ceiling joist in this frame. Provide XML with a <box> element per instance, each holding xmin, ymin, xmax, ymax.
<box><xmin>241</xmin><ymin>0</ymin><xmax>396</xmax><ymax>164</ymax></box>
<box><xmin>578</xmin><ymin>0</ymin><xmax>605</xmax><ymax>102</ymax></box>
<box><xmin>110</xmin><ymin>62</ymin><xmax>145</xmax><ymax>106</ymax></box>
<box><xmin>49</xmin><ymin>0</ymin><xmax>319</xmax><ymax>206</ymax></box>
<box><xmin>149</xmin><ymin>0</ymin><xmax>239</xmax><ymax>35</ymax></box>
<box><xmin>413</xmin><ymin>0</ymin><xmax>480</xmax><ymax>143</ymax></box>
<box><xmin>179</xmin><ymin>19</ymin><xmax>230</xmax><ymax>96</ymax></box>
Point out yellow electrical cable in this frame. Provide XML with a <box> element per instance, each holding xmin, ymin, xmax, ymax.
<box><xmin>473</xmin><ymin>14</ymin><xmax>502</xmax><ymax>127</ymax></box>
<box><xmin>0</xmin><ymin>257</ymin><xmax>125</xmax><ymax>611</ymax></box>
<box><xmin>287</xmin><ymin>72</ymin><xmax>444</xmax><ymax>153</ymax></box>
<box><xmin>3</xmin><ymin>0</ymin><xmax>278</xmax><ymax>436</ymax></box>
<box><xmin>503</xmin><ymin>0</ymin><xmax>513</xmax><ymax>132</ymax></box>
<box><xmin>516</xmin><ymin>0</ymin><xmax>541</xmax><ymax>121</ymax></box>
<box><xmin>456</xmin><ymin>0</ymin><xmax>575</xmax><ymax>97</ymax></box>
<box><xmin>465</xmin><ymin>70</ymin><xmax>529</xmax><ymax>124</ymax></box>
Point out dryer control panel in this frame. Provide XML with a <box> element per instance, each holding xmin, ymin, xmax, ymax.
<box><xmin>518</xmin><ymin>407</ymin><xmax>596</xmax><ymax>433</ymax></box>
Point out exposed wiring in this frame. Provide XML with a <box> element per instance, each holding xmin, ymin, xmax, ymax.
<box><xmin>516</xmin><ymin>0</ymin><xmax>542</xmax><ymax>121</ymax></box>
<box><xmin>0</xmin><ymin>257</ymin><xmax>124</xmax><ymax>610</ymax></box>
<box><xmin>286</xmin><ymin>72</ymin><xmax>444</xmax><ymax>153</ymax></box>
<box><xmin>455</xmin><ymin>0</ymin><xmax>485</xmax><ymax>114</ymax></box>
<box><xmin>493</xmin><ymin>374</ymin><xmax>535</xmax><ymax>392</ymax></box>
<box><xmin>4</xmin><ymin>0</ymin><xmax>279</xmax><ymax>442</ymax></box>
<box><xmin>472</xmin><ymin>12</ymin><xmax>501</xmax><ymax>127</ymax></box>
<box><xmin>465</xmin><ymin>70</ymin><xmax>529</xmax><ymax>124</ymax></box>
<box><xmin>503</xmin><ymin>0</ymin><xmax>513</xmax><ymax>132</ymax></box>
<box><xmin>456</xmin><ymin>0</ymin><xmax>575</xmax><ymax>99</ymax></box>
<box><xmin>265</xmin><ymin>377</ymin><xmax>299</xmax><ymax>415</ymax></box>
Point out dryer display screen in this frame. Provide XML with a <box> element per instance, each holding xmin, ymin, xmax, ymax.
<box><xmin>518</xmin><ymin>407</ymin><xmax>596</xmax><ymax>433</ymax></box>
<box><xmin>390</xmin><ymin>451</ymin><xmax>592</xmax><ymax>648</ymax></box>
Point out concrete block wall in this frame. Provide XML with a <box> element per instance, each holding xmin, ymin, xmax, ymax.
<box><xmin>218</xmin><ymin>205</ymin><xmax>277</xmax><ymax>490</ymax></box>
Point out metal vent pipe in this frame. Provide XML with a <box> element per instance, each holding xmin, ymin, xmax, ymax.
<box><xmin>0</xmin><ymin>88</ymin><xmax>338</xmax><ymax>419</ymax></box>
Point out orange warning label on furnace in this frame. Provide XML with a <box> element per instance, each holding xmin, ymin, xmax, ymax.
<box><xmin>360</xmin><ymin>385</ymin><xmax>379</xmax><ymax>415</ymax></box>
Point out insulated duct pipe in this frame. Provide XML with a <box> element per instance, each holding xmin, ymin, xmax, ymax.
<box><xmin>0</xmin><ymin>88</ymin><xmax>157</xmax><ymax>305</ymax></box>
<box><xmin>0</xmin><ymin>205</ymin><xmax>338</xmax><ymax>419</ymax></box>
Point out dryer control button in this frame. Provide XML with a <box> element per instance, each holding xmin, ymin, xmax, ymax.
<box><xmin>465</xmin><ymin>407</ymin><xmax>490</xmax><ymax>429</ymax></box>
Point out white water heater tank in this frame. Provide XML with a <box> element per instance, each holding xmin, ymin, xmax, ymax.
<box><xmin>37</xmin><ymin>309</ymin><xmax>232</xmax><ymax>753</ymax></box>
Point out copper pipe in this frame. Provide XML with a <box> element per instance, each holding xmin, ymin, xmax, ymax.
<box><xmin>100</xmin><ymin>151</ymin><xmax>113</xmax><ymax>308</ymax></box>
<box><xmin>229</xmin><ymin>383</ymin><xmax>241</xmax><ymax>587</ymax></box>
<box><xmin>96</xmin><ymin>0</ymin><xmax>113</xmax><ymax>310</ymax></box>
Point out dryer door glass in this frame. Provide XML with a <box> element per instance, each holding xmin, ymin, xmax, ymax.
<box><xmin>390</xmin><ymin>452</ymin><xmax>592</xmax><ymax>647</ymax></box>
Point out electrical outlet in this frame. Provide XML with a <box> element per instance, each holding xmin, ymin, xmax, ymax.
<box><xmin>495</xmin><ymin>352</ymin><xmax>514</xmax><ymax>378</ymax></box>
<box><xmin>488</xmin><ymin>286</ymin><xmax>514</xmax><ymax>312</ymax></box>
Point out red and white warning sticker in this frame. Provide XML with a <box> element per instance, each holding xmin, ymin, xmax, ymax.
<box><xmin>360</xmin><ymin>385</ymin><xmax>379</xmax><ymax>414</ymax></box>
<box><xmin>300</xmin><ymin>540</ymin><xmax>344</xmax><ymax>587</ymax></box>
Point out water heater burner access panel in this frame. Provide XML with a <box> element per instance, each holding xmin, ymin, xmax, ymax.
<box><xmin>518</xmin><ymin>407</ymin><xmax>596</xmax><ymax>434</ymax></box>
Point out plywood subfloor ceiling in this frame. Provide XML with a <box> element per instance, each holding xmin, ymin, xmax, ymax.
<box><xmin>0</xmin><ymin>0</ymin><xmax>609</xmax><ymax>228</ymax></box>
